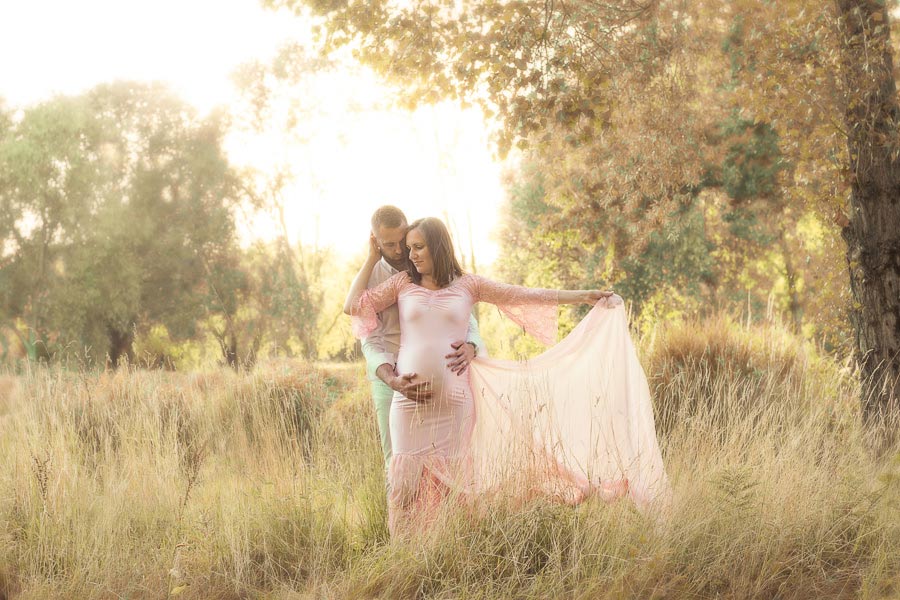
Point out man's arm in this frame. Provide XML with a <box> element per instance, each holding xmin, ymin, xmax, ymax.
<box><xmin>375</xmin><ymin>362</ymin><xmax>433</xmax><ymax>402</ymax></box>
<box><xmin>465</xmin><ymin>313</ymin><xmax>484</xmax><ymax>354</ymax></box>
<box><xmin>364</xmin><ymin>330</ymin><xmax>433</xmax><ymax>402</ymax></box>
<box><xmin>361</xmin><ymin>336</ymin><xmax>394</xmax><ymax>377</ymax></box>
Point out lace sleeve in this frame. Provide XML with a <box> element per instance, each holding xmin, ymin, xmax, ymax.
<box><xmin>466</xmin><ymin>274</ymin><xmax>559</xmax><ymax>346</ymax></box>
<box><xmin>350</xmin><ymin>272</ymin><xmax>409</xmax><ymax>339</ymax></box>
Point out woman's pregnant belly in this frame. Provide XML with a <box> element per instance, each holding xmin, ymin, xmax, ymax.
<box><xmin>392</xmin><ymin>338</ymin><xmax>474</xmax><ymax>458</ymax></box>
<box><xmin>396</xmin><ymin>339</ymin><xmax>467</xmax><ymax>401</ymax></box>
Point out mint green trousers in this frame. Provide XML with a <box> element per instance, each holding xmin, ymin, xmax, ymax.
<box><xmin>370</xmin><ymin>378</ymin><xmax>394</xmax><ymax>472</ymax></box>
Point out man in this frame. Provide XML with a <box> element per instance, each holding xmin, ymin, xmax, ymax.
<box><xmin>353</xmin><ymin>205</ymin><xmax>483</xmax><ymax>472</ymax></box>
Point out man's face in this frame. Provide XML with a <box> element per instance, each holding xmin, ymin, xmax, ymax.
<box><xmin>373</xmin><ymin>224</ymin><xmax>408</xmax><ymax>270</ymax></box>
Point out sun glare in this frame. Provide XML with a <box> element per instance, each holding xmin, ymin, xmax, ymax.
<box><xmin>1</xmin><ymin>0</ymin><xmax>507</xmax><ymax>267</ymax></box>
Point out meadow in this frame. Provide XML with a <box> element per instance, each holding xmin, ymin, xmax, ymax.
<box><xmin>0</xmin><ymin>316</ymin><xmax>898</xmax><ymax>599</ymax></box>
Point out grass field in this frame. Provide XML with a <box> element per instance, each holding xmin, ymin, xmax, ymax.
<box><xmin>0</xmin><ymin>317</ymin><xmax>898</xmax><ymax>599</ymax></box>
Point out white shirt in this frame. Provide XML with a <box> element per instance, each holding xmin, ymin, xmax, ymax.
<box><xmin>361</xmin><ymin>258</ymin><xmax>401</xmax><ymax>381</ymax></box>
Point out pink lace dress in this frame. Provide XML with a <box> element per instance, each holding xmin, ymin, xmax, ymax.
<box><xmin>352</xmin><ymin>273</ymin><xmax>669</xmax><ymax>535</ymax></box>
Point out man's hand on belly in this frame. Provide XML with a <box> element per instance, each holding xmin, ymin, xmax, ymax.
<box><xmin>389</xmin><ymin>372</ymin><xmax>433</xmax><ymax>402</ymax></box>
<box><xmin>376</xmin><ymin>362</ymin><xmax>433</xmax><ymax>402</ymax></box>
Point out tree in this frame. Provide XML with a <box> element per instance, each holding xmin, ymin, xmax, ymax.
<box><xmin>228</xmin><ymin>46</ymin><xmax>348</xmax><ymax>362</ymax></box>
<box><xmin>835</xmin><ymin>0</ymin><xmax>900</xmax><ymax>437</ymax></box>
<box><xmin>0</xmin><ymin>82</ymin><xmax>244</xmax><ymax>366</ymax></box>
<box><xmin>202</xmin><ymin>239</ymin><xmax>323</xmax><ymax>369</ymax></box>
<box><xmin>0</xmin><ymin>95</ymin><xmax>101</xmax><ymax>360</ymax></box>
<box><xmin>79</xmin><ymin>83</ymin><xmax>242</xmax><ymax>366</ymax></box>
<box><xmin>496</xmin><ymin>118</ymin><xmax>801</xmax><ymax>332</ymax></box>
<box><xmin>274</xmin><ymin>0</ymin><xmax>896</xmax><ymax>432</ymax></box>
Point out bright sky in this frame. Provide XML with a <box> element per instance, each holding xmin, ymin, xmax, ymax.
<box><xmin>0</xmin><ymin>0</ymin><xmax>508</xmax><ymax>266</ymax></box>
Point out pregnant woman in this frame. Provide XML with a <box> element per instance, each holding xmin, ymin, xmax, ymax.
<box><xmin>346</xmin><ymin>217</ymin><xmax>669</xmax><ymax>535</ymax></box>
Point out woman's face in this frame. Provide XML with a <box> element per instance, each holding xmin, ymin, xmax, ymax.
<box><xmin>406</xmin><ymin>227</ymin><xmax>433</xmax><ymax>276</ymax></box>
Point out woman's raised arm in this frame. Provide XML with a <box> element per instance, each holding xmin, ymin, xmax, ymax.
<box><xmin>347</xmin><ymin>271</ymin><xmax>409</xmax><ymax>339</ymax></box>
<box><xmin>343</xmin><ymin>234</ymin><xmax>383</xmax><ymax>315</ymax></box>
<box><xmin>469</xmin><ymin>274</ymin><xmax>614</xmax><ymax>307</ymax></box>
<box><xmin>343</xmin><ymin>234</ymin><xmax>410</xmax><ymax>338</ymax></box>
<box><xmin>463</xmin><ymin>275</ymin><xmax>618</xmax><ymax>346</ymax></box>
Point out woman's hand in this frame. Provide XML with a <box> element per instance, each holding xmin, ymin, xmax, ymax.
<box><xmin>586</xmin><ymin>290</ymin><xmax>620</xmax><ymax>307</ymax></box>
<box><xmin>556</xmin><ymin>289</ymin><xmax>618</xmax><ymax>306</ymax></box>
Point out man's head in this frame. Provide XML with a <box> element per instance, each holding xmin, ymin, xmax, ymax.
<box><xmin>371</xmin><ymin>205</ymin><xmax>408</xmax><ymax>270</ymax></box>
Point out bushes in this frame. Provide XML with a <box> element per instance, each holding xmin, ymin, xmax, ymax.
<box><xmin>643</xmin><ymin>314</ymin><xmax>855</xmax><ymax>441</ymax></box>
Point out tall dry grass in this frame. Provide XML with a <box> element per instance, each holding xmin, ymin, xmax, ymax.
<box><xmin>0</xmin><ymin>317</ymin><xmax>898</xmax><ymax>599</ymax></box>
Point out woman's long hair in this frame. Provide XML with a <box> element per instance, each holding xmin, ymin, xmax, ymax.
<box><xmin>406</xmin><ymin>217</ymin><xmax>464</xmax><ymax>288</ymax></box>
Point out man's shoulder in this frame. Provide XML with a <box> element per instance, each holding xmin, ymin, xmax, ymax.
<box><xmin>367</xmin><ymin>260</ymin><xmax>397</xmax><ymax>288</ymax></box>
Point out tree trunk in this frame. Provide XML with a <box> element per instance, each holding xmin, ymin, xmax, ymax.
<box><xmin>107</xmin><ymin>326</ymin><xmax>134</xmax><ymax>369</ymax></box>
<box><xmin>836</xmin><ymin>0</ymin><xmax>900</xmax><ymax>444</ymax></box>
<box><xmin>222</xmin><ymin>331</ymin><xmax>238</xmax><ymax>370</ymax></box>
<box><xmin>778</xmin><ymin>226</ymin><xmax>803</xmax><ymax>335</ymax></box>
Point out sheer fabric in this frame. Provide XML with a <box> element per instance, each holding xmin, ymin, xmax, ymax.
<box><xmin>352</xmin><ymin>272</ymin><xmax>669</xmax><ymax>534</ymax></box>
<box><xmin>466</xmin><ymin>295</ymin><xmax>669</xmax><ymax>511</ymax></box>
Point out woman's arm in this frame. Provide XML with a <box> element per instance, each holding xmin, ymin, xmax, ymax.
<box><xmin>465</xmin><ymin>275</ymin><xmax>617</xmax><ymax>346</ymax></box>
<box><xmin>556</xmin><ymin>289</ymin><xmax>615</xmax><ymax>305</ymax></box>
<box><xmin>469</xmin><ymin>275</ymin><xmax>612</xmax><ymax>307</ymax></box>
<box><xmin>343</xmin><ymin>235</ymin><xmax>382</xmax><ymax>315</ymax></box>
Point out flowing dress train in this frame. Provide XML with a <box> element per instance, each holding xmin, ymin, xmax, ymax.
<box><xmin>352</xmin><ymin>272</ymin><xmax>669</xmax><ymax>535</ymax></box>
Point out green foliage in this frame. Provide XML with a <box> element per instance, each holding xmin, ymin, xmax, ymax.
<box><xmin>0</xmin><ymin>83</ymin><xmax>246</xmax><ymax>366</ymax></box>
<box><xmin>491</xmin><ymin>102</ymin><xmax>842</xmax><ymax>343</ymax></box>
<box><xmin>617</xmin><ymin>204</ymin><xmax>716</xmax><ymax>310</ymax></box>
<box><xmin>0</xmin><ymin>95</ymin><xmax>101</xmax><ymax>357</ymax></box>
<box><xmin>201</xmin><ymin>239</ymin><xmax>326</xmax><ymax>368</ymax></box>
<box><xmin>267</xmin><ymin>0</ymin><xmax>851</xmax><ymax>349</ymax></box>
<box><xmin>716</xmin><ymin>115</ymin><xmax>784</xmax><ymax>202</ymax></box>
<box><xmin>133</xmin><ymin>325</ymin><xmax>199</xmax><ymax>370</ymax></box>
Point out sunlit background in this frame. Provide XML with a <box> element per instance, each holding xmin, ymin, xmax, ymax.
<box><xmin>0</xmin><ymin>0</ymin><xmax>506</xmax><ymax>266</ymax></box>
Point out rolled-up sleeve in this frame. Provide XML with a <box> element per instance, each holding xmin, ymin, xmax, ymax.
<box><xmin>361</xmin><ymin>338</ymin><xmax>397</xmax><ymax>380</ymax></box>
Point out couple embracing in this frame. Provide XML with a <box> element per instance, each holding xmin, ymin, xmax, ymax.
<box><xmin>344</xmin><ymin>206</ymin><xmax>669</xmax><ymax>536</ymax></box>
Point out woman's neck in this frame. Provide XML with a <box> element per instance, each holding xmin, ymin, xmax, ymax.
<box><xmin>420</xmin><ymin>274</ymin><xmax>442</xmax><ymax>290</ymax></box>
